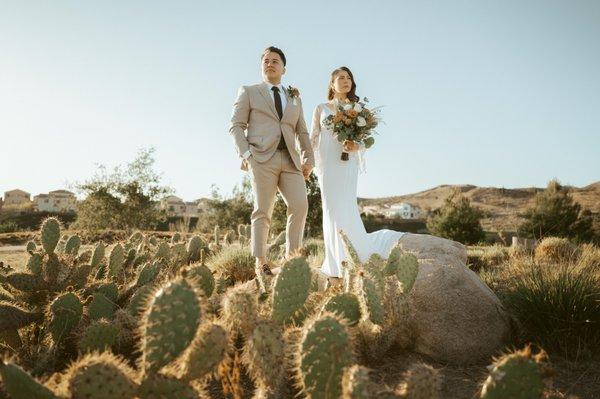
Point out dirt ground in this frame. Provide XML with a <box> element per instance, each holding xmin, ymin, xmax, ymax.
<box><xmin>368</xmin><ymin>345</ymin><xmax>600</xmax><ymax>398</ymax></box>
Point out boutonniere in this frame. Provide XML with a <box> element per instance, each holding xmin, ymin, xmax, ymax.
<box><xmin>287</xmin><ymin>86</ymin><xmax>300</xmax><ymax>105</ymax></box>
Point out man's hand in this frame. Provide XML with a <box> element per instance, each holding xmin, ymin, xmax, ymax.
<box><xmin>302</xmin><ymin>164</ymin><xmax>313</xmax><ymax>180</ymax></box>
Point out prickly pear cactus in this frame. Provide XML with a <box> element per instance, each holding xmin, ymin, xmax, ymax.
<box><xmin>357</xmin><ymin>274</ymin><xmax>385</xmax><ymax>325</ymax></box>
<box><xmin>339</xmin><ymin>230</ymin><xmax>361</xmax><ymax>266</ymax></box>
<box><xmin>186</xmin><ymin>262</ymin><xmax>215</xmax><ymax>297</ymax></box>
<box><xmin>0</xmin><ymin>360</ymin><xmax>58</xmax><ymax>399</ymax></box>
<box><xmin>26</xmin><ymin>253</ymin><xmax>43</xmax><ymax>275</ymax></box>
<box><xmin>186</xmin><ymin>235</ymin><xmax>205</xmax><ymax>263</ymax></box>
<box><xmin>243</xmin><ymin>318</ymin><xmax>285</xmax><ymax>391</ymax></box>
<box><xmin>170</xmin><ymin>242</ymin><xmax>188</xmax><ymax>265</ymax></box>
<box><xmin>140</xmin><ymin>278</ymin><xmax>202</xmax><ymax>374</ymax></box>
<box><xmin>137</xmin><ymin>374</ymin><xmax>198</xmax><ymax>399</ymax></box>
<box><xmin>0</xmin><ymin>301</ymin><xmax>42</xmax><ymax>331</ymax></box>
<box><xmin>170</xmin><ymin>321</ymin><xmax>228</xmax><ymax>381</ymax></box>
<box><xmin>88</xmin><ymin>283</ymin><xmax>118</xmax><ymax>321</ymax></box>
<box><xmin>88</xmin><ymin>293</ymin><xmax>116</xmax><ymax>321</ymax></box>
<box><xmin>0</xmin><ymin>272</ymin><xmax>42</xmax><ymax>292</ymax></box>
<box><xmin>395</xmin><ymin>252</ymin><xmax>419</xmax><ymax>294</ymax></box>
<box><xmin>63</xmin><ymin>352</ymin><xmax>138</xmax><ymax>399</ymax></box>
<box><xmin>91</xmin><ymin>242</ymin><xmax>105</xmax><ymax>269</ymax></box>
<box><xmin>108</xmin><ymin>244</ymin><xmax>125</xmax><ymax>278</ymax></box>
<box><xmin>48</xmin><ymin>292</ymin><xmax>83</xmax><ymax>343</ymax></box>
<box><xmin>135</xmin><ymin>261</ymin><xmax>161</xmax><ymax>288</ymax></box>
<box><xmin>41</xmin><ymin>217</ymin><xmax>61</xmax><ymax>254</ymax></box>
<box><xmin>171</xmin><ymin>232</ymin><xmax>182</xmax><ymax>244</ymax></box>
<box><xmin>25</xmin><ymin>240</ymin><xmax>36</xmax><ymax>252</ymax></box>
<box><xmin>78</xmin><ymin>319</ymin><xmax>120</xmax><ymax>353</ymax></box>
<box><xmin>155</xmin><ymin>241</ymin><xmax>171</xmax><ymax>261</ymax></box>
<box><xmin>271</xmin><ymin>256</ymin><xmax>311</xmax><ymax>324</ymax></box>
<box><xmin>221</xmin><ymin>284</ymin><xmax>258</xmax><ymax>337</ymax></box>
<box><xmin>342</xmin><ymin>365</ymin><xmax>376</xmax><ymax>399</ymax></box>
<box><xmin>323</xmin><ymin>293</ymin><xmax>361</xmax><ymax>327</ymax></box>
<box><xmin>64</xmin><ymin>235</ymin><xmax>81</xmax><ymax>256</ymax></box>
<box><xmin>400</xmin><ymin>362</ymin><xmax>442</xmax><ymax>399</ymax></box>
<box><xmin>129</xmin><ymin>231</ymin><xmax>143</xmax><ymax>243</ymax></box>
<box><xmin>127</xmin><ymin>285</ymin><xmax>154</xmax><ymax>316</ymax></box>
<box><xmin>481</xmin><ymin>346</ymin><xmax>548</xmax><ymax>399</ymax></box>
<box><xmin>296</xmin><ymin>312</ymin><xmax>355</xmax><ymax>399</ymax></box>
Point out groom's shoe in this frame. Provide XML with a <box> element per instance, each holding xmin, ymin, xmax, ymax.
<box><xmin>260</xmin><ymin>264</ymin><xmax>273</xmax><ymax>276</ymax></box>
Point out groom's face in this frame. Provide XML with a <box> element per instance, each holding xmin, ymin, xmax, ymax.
<box><xmin>261</xmin><ymin>52</ymin><xmax>286</xmax><ymax>82</ymax></box>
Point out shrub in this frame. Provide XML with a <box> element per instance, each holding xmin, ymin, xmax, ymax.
<box><xmin>499</xmin><ymin>258</ymin><xmax>600</xmax><ymax>360</ymax></box>
<box><xmin>426</xmin><ymin>190</ymin><xmax>485</xmax><ymax>245</ymax></box>
<box><xmin>206</xmin><ymin>245</ymin><xmax>255</xmax><ymax>284</ymax></box>
<box><xmin>534</xmin><ymin>237</ymin><xmax>580</xmax><ymax>264</ymax></box>
<box><xmin>0</xmin><ymin>221</ymin><xmax>19</xmax><ymax>234</ymax></box>
<box><xmin>518</xmin><ymin>179</ymin><xmax>595</xmax><ymax>243</ymax></box>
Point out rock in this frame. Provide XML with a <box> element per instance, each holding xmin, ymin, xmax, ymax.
<box><xmin>396</xmin><ymin>233</ymin><xmax>512</xmax><ymax>364</ymax></box>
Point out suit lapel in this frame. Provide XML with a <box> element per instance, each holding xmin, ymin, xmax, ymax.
<box><xmin>281</xmin><ymin>86</ymin><xmax>293</xmax><ymax>121</ymax></box>
<box><xmin>258</xmin><ymin>83</ymin><xmax>279</xmax><ymax>119</ymax></box>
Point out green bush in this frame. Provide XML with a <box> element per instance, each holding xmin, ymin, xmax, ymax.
<box><xmin>499</xmin><ymin>259</ymin><xmax>600</xmax><ymax>360</ymax></box>
<box><xmin>426</xmin><ymin>190</ymin><xmax>485</xmax><ymax>245</ymax></box>
<box><xmin>518</xmin><ymin>179</ymin><xmax>595</xmax><ymax>243</ymax></box>
<box><xmin>0</xmin><ymin>221</ymin><xmax>19</xmax><ymax>234</ymax></box>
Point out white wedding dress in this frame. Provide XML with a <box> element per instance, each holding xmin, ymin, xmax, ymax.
<box><xmin>311</xmin><ymin>103</ymin><xmax>405</xmax><ymax>278</ymax></box>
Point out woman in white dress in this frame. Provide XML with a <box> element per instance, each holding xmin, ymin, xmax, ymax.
<box><xmin>310</xmin><ymin>66</ymin><xmax>405</xmax><ymax>279</ymax></box>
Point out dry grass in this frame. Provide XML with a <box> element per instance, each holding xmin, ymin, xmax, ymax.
<box><xmin>0</xmin><ymin>248</ymin><xmax>29</xmax><ymax>270</ymax></box>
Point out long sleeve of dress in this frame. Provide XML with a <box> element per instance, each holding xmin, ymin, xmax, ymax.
<box><xmin>310</xmin><ymin>104</ymin><xmax>322</xmax><ymax>172</ymax></box>
<box><xmin>310</xmin><ymin>104</ymin><xmax>321</xmax><ymax>151</ymax></box>
<box><xmin>357</xmin><ymin>141</ymin><xmax>367</xmax><ymax>174</ymax></box>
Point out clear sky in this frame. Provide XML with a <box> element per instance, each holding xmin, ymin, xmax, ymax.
<box><xmin>1</xmin><ymin>0</ymin><xmax>599</xmax><ymax>201</ymax></box>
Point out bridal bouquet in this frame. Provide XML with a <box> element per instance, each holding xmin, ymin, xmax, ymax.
<box><xmin>324</xmin><ymin>97</ymin><xmax>381</xmax><ymax>160</ymax></box>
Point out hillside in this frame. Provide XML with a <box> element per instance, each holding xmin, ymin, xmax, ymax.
<box><xmin>359</xmin><ymin>181</ymin><xmax>600</xmax><ymax>232</ymax></box>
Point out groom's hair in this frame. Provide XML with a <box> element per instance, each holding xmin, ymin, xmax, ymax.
<box><xmin>261</xmin><ymin>46</ymin><xmax>286</xmax><ymax>66</ymax></box>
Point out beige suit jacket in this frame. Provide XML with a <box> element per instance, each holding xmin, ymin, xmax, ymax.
<box><xmin>229</xmin><ymin>82</ymin><xmax>315</xmax><ymax>171</ymax></box>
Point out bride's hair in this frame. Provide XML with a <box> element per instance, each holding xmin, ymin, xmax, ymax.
<box><xmin>328</xmin><ymin>66</ymin><xmax>359</xmax><ymax>102</ymax></box>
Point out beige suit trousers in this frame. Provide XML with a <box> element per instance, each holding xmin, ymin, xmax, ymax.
<box><xmin>248</xmin><ymin>149</ymin><xmax>308</xmax><ymax>258</ymax></box>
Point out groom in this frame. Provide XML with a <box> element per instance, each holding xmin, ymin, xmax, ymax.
<box><xmin>229</xmin><ymin>46</ymin><xmax>315</xmax><ymax>275</ymax></box>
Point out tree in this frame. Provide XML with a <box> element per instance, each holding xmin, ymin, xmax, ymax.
<box><xmin>195</xmin><ymin>176</ymin><xmax>253</xmax><ymax>234</ymax></box>
<box><xmin>271</xmin><ymin>172</ymin><xmax>323</xmax><ymax>238</ymax></box>
<box><xmin>518</xmin><ymin>179</ymin><xmax>594</xmax><ymax>243</ymax></box>
<box><xmin>72</xmin><ymin>147</ymin><xmax>173</xmax><ymax>231</ymax></box>
<box><xmin>426</xmin><ymin>189</ymin><xmax>485</xmax><ymax>245</ymax></box>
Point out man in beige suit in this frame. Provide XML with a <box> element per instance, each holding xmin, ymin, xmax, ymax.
<box><xmin>229</xmin><ymin>46</ymin><xmax>315</xmax><ymax>275</ymax></box>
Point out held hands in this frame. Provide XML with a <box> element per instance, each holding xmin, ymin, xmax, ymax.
<box><xmin>343</xmin><ymin>140</ymin><xmax>360</xmax><ymax>152</ymax></box>
<box><xmin>301</xmin><ymin>164</ymin><xmax>313</xmax><ymax>180</ymax></box>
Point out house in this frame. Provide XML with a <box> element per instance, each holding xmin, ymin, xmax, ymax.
<box><xmin>385</xmin><ymin>202</ymin><xmax>424</xmax><ymax>219</ymax></box>
<box><xmin>3</xmin><ymin>189</ymin><xmax>31</xmax><ymax>206</ymax></box>
<box><xmin>159</xmin><ymin>196</ymin><xmax>205</xmax><ymax>218</ymax></box>
<box><xmin>360</xmin><ymin>205</ymin><xmax>383</xmax><ymax>216</ymax></box>
<box><xmin>33</xmin><ymin>190</ymin><xmax>77</xmax><ymax>213</ymax></box>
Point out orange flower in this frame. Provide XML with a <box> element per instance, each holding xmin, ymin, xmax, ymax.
<box><xmin>344</xmin><ymin>118</ymin><xmax>352</xmax><ymax>125</ymax></box>
<box><xmin>348</xmin><ymin>110</ymin><xmax>358</xmax><ymax>118</ymax></box>
<box><xmin>333</xmin><ymin>112</ymin><xmax>344</xmax><ymax>123</ymax></box>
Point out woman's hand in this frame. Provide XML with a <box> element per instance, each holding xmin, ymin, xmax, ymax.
<box><xmin>343</xmin><ymin>140</ymin><xmax>360</xmax><ymax>152</ymax></box>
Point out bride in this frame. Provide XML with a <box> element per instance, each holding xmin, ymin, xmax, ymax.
<box><xmin>310</xmin><ymin>66</ymin><xmax>405</xmax><ymax>279</ymax></box>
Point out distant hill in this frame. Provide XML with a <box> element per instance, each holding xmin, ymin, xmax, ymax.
<box><xmin>359</xmin><ymin>181</ymin><xmax>600</xmax><ymax>232</ymax></box>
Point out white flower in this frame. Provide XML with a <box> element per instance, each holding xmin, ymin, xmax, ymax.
<box><xmin>353</xmin><ymin>103</ymin><xmax>362</xmax><ymax>112</ymax></box>
<box><xmin>343</xmin><ymin>103</ymin><xmax>353</xmax><ymax>111</ymax></box>
<box><xmin>356</xmin><ymin>116</ymin><xmax>367</xmax><ymax>127</ymax></box>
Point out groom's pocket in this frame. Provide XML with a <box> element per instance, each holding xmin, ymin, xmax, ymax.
<box><xmin>247</xmin><ymin>136</ymin><xmax>263</xmax><ymax>146</ymax></box>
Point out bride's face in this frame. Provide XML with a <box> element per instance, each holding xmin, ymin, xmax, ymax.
<box><xmin>331</xmin><ymin>71</ymin><xmax>352</xmax><ymax>95</ymax></box>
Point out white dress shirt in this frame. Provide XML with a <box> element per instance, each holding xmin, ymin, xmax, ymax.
<box><xmin>265</xmin><ymin>81</ymin><xmax>287</xmax><ymax>109</ymax></box>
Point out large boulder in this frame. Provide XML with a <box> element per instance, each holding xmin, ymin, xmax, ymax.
<box><xmin>396</xmin><ymin>233</ymin><xmax>512</xmax><ymax>364</ymax></box>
